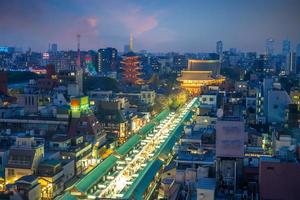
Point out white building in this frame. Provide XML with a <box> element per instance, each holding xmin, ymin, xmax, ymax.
<box><xmin>197</xmin><ymin>178</ymin><xmax>216</xmax><ymax>200</ymax></box>
<box><xmin>267</xmin><ymin>90</ymin><xmax>292</xmax><ymax>124</ymax></box>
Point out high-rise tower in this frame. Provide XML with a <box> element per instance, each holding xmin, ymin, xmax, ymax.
<box><xmin>129</xmin><ymin>33</ymin><xmax>134</xmax><ymax>52</ymax></box>
<box><xmin>297</xmin><ymin>43</ymin><xmax>300</xmax><ymax>57</ymax></box>
<box><xmin>286</xmin><ymin>52</ymin><xmax>297</xmax><ymax>74</ymax></box>
<box><xmin>265</xmin><ymin>38</ymin><xmax>275</xmax><ymax>56</ymax></box>
<box><xmin>97</xmin><ymin>48</ymin><xmax>118</xmax><ymax>73</ymax></box>
<box><xmin>282</xmin><ymin>39</ymin><xmax>291</xmax><ymax>56</ymax></box>
<box><xmin>216</xmin><ymin>41</ymin><xmax>223</xmax><ymax>60</ymax></box>
<box><xmin>216</xmin><ymin>41</ymin><xmax>223</xmax><ymax>55</ymax></box>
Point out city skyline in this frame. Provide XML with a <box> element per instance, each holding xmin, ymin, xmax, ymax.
<box><xmin>1</xmin><ymin>0</ymin><xmax>300</xmax><ymax>53</ymax></box>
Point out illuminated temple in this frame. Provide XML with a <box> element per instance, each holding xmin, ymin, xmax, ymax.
<box><xmin>177</xmin><ymin>59</ymin><xmax>225</xmax><ymax>95</ymax></box>
<box><xmin>121</xmin><ymin>52</ymin><xmax>144</xmax><ymax>85</ymax></box>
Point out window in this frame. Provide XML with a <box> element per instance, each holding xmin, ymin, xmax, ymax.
<box><xmin>53</xmin><ymin>143</ymin><xmax>59</xmax><ymax>148</ymax></box>
<box><xmin>80</xmin><ymin>121</ymin><xmax>88</xmax><ymax>127</ymax></box>
<box><xmin>8</xmin><ymin>169</ymin><xmax>14</xmax><ymax>176</ymax></box>
<box><xmin>209</xmin><ymin>98</ymin><xmax>214</xmax><ymax>102</ymax></box>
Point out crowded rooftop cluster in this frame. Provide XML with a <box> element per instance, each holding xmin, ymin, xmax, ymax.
<box><xmin>1</xmin><ymin>0</ymin><xmax>300</xmax><ymax>199</ymax></box>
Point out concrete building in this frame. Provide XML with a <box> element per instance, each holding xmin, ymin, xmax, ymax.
<box><xmin>199</xmin><ymin>94</ymin><xmax>218</xmax><ymax>110</ymax></box>
<box><xmin>37</xmin><ymin>160</ymin><xmax>64</xmax><ymax>199</ymax></box>
<box><xmin>196</xmin><ymin>178</ymin><xmax>216</xmax><ymax>200</ymax></box>
<box><xmin>14</xmin><ymin>175</ymin><xmax>41</xmax><ymax>200</ymax></box>
<box><xmin>5</xmin><ymin>136</ymin><xmax>44</xmax><ymax>184</ymax></box>
<box><xmin>97</xmin><ymin>48</ymin><xmax>118</xmax><ymax>73</ymax></box>
<box><xmin>265</xmin><ymin>38</ymin><xmax>275</xmax><ymax>56</ymax></box>
<box><xmin>216</xmin><ymin>117</ymin><xmax>246</xmax><ymax>192</ymax></box>
<box><xmin>60</xmin><ymin>136</ymin><xmax>93</xmax><ymax>176</ymax></box>
<box><xmin>216</xmin><ymin>41</ymin><xmax>223</xmax><ymax>57</ymax></box>
<box><xmin>256</xmin><ymin>78</ymin><xmax>273</xmax><ymax>124</ymax></box>
<box><xmin>259</xmin><ymin>157</ymin><xmax>300</xmax><ymax>200</ymax></box>
<box><xmin>267</xmin><ymin>89</ymin><xmax>292</xmax><ymax>124</ymax></box>
<box><xmin>68</xmin><ymin>96</ymin><xmax>106</xmax><ymax>145</ymax></box>
<box><xmin>286</xmin><ymin>52</ymin><xmax>297</xmax><ymax>74</ymax></box>
<box><xmin>282</xmin><ymin>39</ymin><xmax>291</xmax><ymax>56</ymax></box>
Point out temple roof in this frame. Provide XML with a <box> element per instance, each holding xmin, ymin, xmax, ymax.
<box><xmin>177</xmin><ymin>71</ymin><xmax>214</xmax><ymax>81</ymax></box>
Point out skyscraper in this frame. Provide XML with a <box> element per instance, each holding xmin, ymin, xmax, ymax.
<box><xmin>265</xmin><ymin>38</ymin><xmax>275</xmax><ymax>55</ymax></box>
<box><xmin>124</xmin><ymin>45</ymin><xmax>130</xmax><ymax>54</ymax></box>
<box><xmin>296</xmin><ymin>43</ymin><xmax>300</xmax><ymax>74</ymax></box>
<box><xmin>97</xmin><ymin>48</ymin><xmax>118</xmax><ymax>73</ymax></box>
<box><xmin>296</xmin><ymin>43</ymin><xmax>300</xmax><ymax>57</ymax></box>
<box><xmin>216</xmin><ymin>41</ymin><xmax>223</xmax><ymax>55</ymax></box>
<box><xmin>286</xmin><ymin>52</ymin><xmax>297</xmax><ymax>74</ymax></box>
<box><xmin>282</xmin><ymin>39</ymin><xmax>291</xmax><ymax>56</ymax></box>
<box><xmin>216</xmin><ymin>41</ymin><xmax>223</xmax><ymax>61</ymax></box>
<box><xmin>51</xmin><ymin>43</ymin><xmax>58</xmax><ymax>53</ymax></box>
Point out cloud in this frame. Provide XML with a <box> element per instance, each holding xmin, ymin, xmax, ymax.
<box><xmin>85</xmin><ymin>17</ymin><xmax>98</xmax><ymax>28</ymax></box>
<box><xmin>115</xmin><ymin>7</ymin><xmax>159</xmax><ymax>36</ymax></box>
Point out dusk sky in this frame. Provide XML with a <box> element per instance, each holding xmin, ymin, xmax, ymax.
<box><xmin>1</xmin><ymin>0</ymin><xmax>300</xmax><ymax>53</ymax></box>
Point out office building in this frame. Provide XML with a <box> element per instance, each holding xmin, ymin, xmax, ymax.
<box><xmin>49</xmin><ymin>43</ymin><xmax>58</xmax><ymax>53</ymax></box>
<box><xmin>173</xmin><ymin>54</ymin><xmax>187</xmax><ymax>72</ymax></box>
<box><xmin>267</xmin><ymin>89</ymin><xmax>292</xmax><ymax>124</ymax></box>
<box><xmin>282</xmin><ymin>39</ymin><xmax>291</xmax><ymax>56</ymax></box>
<box><xmin>256</xmin><ymin>78</ymin><xmax>273</xmax><ymax>124</ymax></box>
<box><xmin>5</xmin><ymin>136</ymin><xmax>44</xmax><ymax>184</ymax></box>
<box><xmin>290</xmin><ymin>88</ymin><xmax>300</xmax><ymax>110</ymax></box>
<box><xmin>216</xmin><ymin>40</ymin><xmax>223</xmax><ymax>57</ymax></box>
<box><xmin>97</xmin><ymin>48</ymin><xmax>118</xmax><ymax>73</ymax></box>
<box><xmin>14</xmin><ymin>175</ymin><xmax>41</xmax><ymax>200</ymax></box>
<box><xmin>286</xmin><ymin>52</ymin><xmax>297</xmax><ymax>74</ymax></box>
<box><xmin>123</xmin><ymin>45</ymin><xmax>130</xmax><ymax>54</ymax></box>
<box><xmin>0</xmin><ymin>46</ymin><xmax>15</xmax><ymax>53</ymax></box>
<box><xmin>296</xmin><ymin>43</ymin><xmax>300</xmax><ymax>57</ymax></box>
<box><xmin>259</xmin><ymin>157</ymin><xmax>300</xmax><ymax>200</ymax></box>
<box><xmin>216</xmin><ymin>117</ymin><xmax>246</xmax><ymax>192</ymax></box>
<box><xmin>265</xmin><ymin>38</ymin><xmax>275</xmax><ymax>55</ymax></box>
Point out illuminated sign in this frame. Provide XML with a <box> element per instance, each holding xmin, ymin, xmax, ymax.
<box><xmin>71</xmin><ymin>96</ymin><xmax>90</xmax><ymax>111</ymax></box>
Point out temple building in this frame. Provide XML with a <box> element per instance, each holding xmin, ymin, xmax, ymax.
<box><xmin>177</xmin><ymin>59</ymin><xmax>225</xmax><ymax>95</ymax></box>
<box><xmin>121</xmin><ymin>52</ymin><xmax>143</xmax><ymax>86</ymax></box>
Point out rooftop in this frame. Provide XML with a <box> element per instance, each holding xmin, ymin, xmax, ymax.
<box><xmin>197</xmin><ymin>178</ymin><xmax>216</xmax><ymax>190</ymax></box>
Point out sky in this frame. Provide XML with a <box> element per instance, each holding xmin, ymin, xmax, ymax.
<box><xmin>0</xmin><ymin>0</ymin><xmax>300</xmax><ymax>53</ymax></box>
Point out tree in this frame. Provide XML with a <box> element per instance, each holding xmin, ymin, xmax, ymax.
<box><xmin>83</xmin><ymin>76</ymin><xmax>119</xmax><ymax>92</ymax></box>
